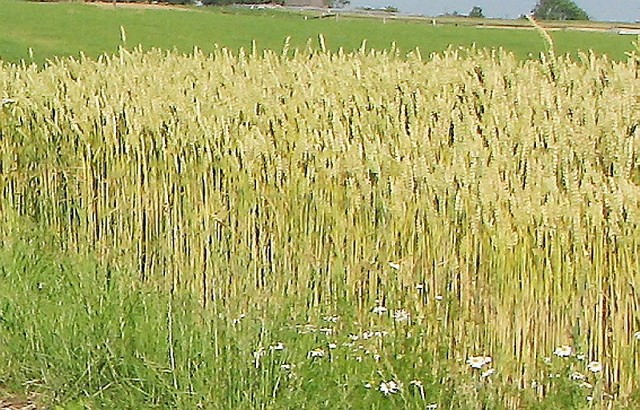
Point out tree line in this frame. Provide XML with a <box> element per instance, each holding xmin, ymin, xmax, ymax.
<box><xmin>460</xmin><ymin>0</ymin><xmax>590</xmax><ymax>21</ymax></box>
<box><xmin>96</xmin><ymin>0</ymin><xmax>591</xmax><ymax>21</ymax></box>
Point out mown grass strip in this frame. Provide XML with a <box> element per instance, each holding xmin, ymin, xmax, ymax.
<box><xmin>0</xmin><ymin>0</ymin><xmax>636</xmax><ymax>63</ymax></box>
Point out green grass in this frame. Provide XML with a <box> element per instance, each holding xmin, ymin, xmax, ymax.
<box><xmin>0</xmin><ymin>0</ymin><xmax>636</xmax><ymax>64</ymax></box>
<box><xmin>0</xmin><ymin>219</ymin><xmax>612</xmax><ymax>409</ymax></box>
<box><xmin>0</xmin><ymin>220</ymin><xmax>480</xmax><ymax>408</ymax></box>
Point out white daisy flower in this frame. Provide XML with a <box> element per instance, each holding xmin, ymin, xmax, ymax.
<box><xmin>587</xmin><ymin>361</ymin><xmax>603</xmax><ymax>373</ymax></box>
<box><xmin>481</xmin><ymin>368</ymin><xmax>495</xmax><ymax>378</ymax></box>
<box><xmin>372</xmin><ymin>306</ymin><xmax>388</xmax><ymax>315</ymax></box>
<box><xmin>393</xmin><ymin>309</ymin><xmax>410</xmax><ymax>322</ymax></box>
<box><xmin>570</xmin><ymin>372</ymin><xmax>586</xmax><ymax>381</ymax></box>
<box><xmin>467</xmin><ymin>355</ymin><xmax>492</xmax><ymax>369</ymax></box>
<box><xmin>553</xmin><ymin>345</ymin><xmax>573</xmax><ymax>358</ymax></box>
<box><xmin>379</xmin><ymin>380</ymin><xmax>402</xmax><ymax>395</ymax></box>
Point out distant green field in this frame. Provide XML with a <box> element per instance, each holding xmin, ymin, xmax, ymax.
<box><xmin>0</xmin><ymin>0</ymin><xmax>637</xmax><ymax>64</ymax></box>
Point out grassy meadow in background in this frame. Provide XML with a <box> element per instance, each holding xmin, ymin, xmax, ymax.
<box><xmin>0</xmin><ymin>0</ymin><xmax>638</xmax><ymax>64</ymax></box>
<box><xmin>2</xmin><ymin>1</ymin><xmax>640</xmax><ymax>409</ymax></box>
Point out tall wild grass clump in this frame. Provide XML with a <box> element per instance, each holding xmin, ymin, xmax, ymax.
<box><xmin>0</xmin><ymin>43</ymin><xmax>639</xmax><ymax>407</ymax></box>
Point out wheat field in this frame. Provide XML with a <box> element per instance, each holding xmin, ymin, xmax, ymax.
<box><xmin>1</xmin><ymin>42</ymin><xmax>640</xmax><ymax>407</ymax></box>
